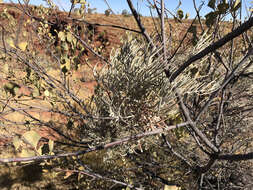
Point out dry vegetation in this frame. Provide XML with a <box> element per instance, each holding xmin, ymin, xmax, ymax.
<box><xmin>0</xmin><ymin>1</ymin><xmax>252</xmax><ymax>190</ymax></box>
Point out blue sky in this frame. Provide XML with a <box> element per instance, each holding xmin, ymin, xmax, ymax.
<box><xmin>4</xmin><ymin>0</ymin><xmax>252</xmax><ymax>19</ymax></box>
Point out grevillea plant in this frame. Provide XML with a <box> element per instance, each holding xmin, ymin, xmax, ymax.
<box><xmin>0</xmin><ymin>0</ymin><xmax>252</xmax><ymax>189</ymax></box>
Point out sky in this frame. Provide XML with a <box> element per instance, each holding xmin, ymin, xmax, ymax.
<box><xmin>3</xmin><ymin>0</ymin><xmax>252</xmax><ymax>19</ymax></box>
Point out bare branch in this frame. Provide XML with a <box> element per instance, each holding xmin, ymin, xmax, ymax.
<box><xmin>0</xmin><ymin>122</ymin><xmax>189</xmax><ymax>163</ymax></box>
<box><xmin>176</xmin><ymin>92</ymin><xmax>219</xmax><ymax>153</ymax></box>
<box><xmin>68</xmin><ymin>0</ymin><xmax>75</xmax><ymax>17</ymax></box>
<box><xmin>165</xmin><ymin>15</ymin><xmax>197</xmax><ymax>73</ymax></box>
<box><xmin>126</xmin><ymin>0</ymin><xmax>155</xmax><ymax>48</ymax></box>
<box><xmin>71</xmin><ymin>18</ymin><xmax>142</xmax><ymax>34</ymax></box>
<box><xmin>192</xmin><ymin>0</ymin><xmax>204</xmax><ymax>32</ymax></box>
<box><xmin>214</xmin><ymin>152</ymin><xmax>253</xmax><ymax>161</ymax></box>
<box><xmin>54</xmin><ymin>168</ymin><xmax>138</xmax><ymax>189</ymax></box>
<box><xmin>162</xmin><ymin>134</ymin><xmax>192</xmax><ymax>168</ymax></box>
<box><xmin>71</xmin><ymin>32</ymin><xmax>110</xmax><ymax>65</ymax></box>
<box><xmin>196</xmin><ymin>48</ymin><xmax>253</xmax><ymax>121</ymax></box>
<box><xmin>169</xmin><ymin>17</ymin><xmax>253</xmax><ymax>82</ymax></box>
<box><xmin>160</xmin><ymin>0</ymin><xmax>166</xmax><ymax>59</ymax></box>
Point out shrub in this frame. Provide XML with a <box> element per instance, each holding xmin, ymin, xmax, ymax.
<box><xmin>88</xmin><ymin>8</ymin><xmax>96</xmax><ymax>14</ymax></box>
<box><xmin>104</xmin><ymin>9</ymin><xmax>111</xmax><ymax>16</ymax></box>
<box><xmin>0</xmin><ymin>1</ymin><xmax>253</xmax><ymax>189</ymax></box>
<box><xmin>121</xmin><ymin>9</ymin><xmax>130</xmax><ymax>17</ymax></box>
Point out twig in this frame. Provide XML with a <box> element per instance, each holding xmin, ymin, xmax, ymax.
<box><xmin>126</xmin><ymin>0</ymin><xmax>155</xmax><ymax>49</ymax></box>
<box><xmin>0</xmin><ymin>122</ymin><xmax>189</xmax><ymax>163</ymax></box>
<box><xmin>192</xmin><ymin>0</ymin><xmax>204</xmax><ymax>32</ymax></box>
<box><xmin>54</xmin><ymin>168</ymin><xmax>138</xmax><ymax>189</ymax></box>
<box><xmin>162</xmin><ymin>134</ymin><xmax>192</xmax><ymax>168</ymax></box>
<box><xmin>176</xmin><ymin>91</ymin><xmax>219</xmax><ymax>153</ymax></box>
<box><xmin>191</xmin><ymin>130</ymin><xmax>212</xmax><ymax>156</ymax></box>
<box><xmin>169</xmin><ymin>17</ymin><xmax>253</xmax><ymax>82</ymax></box>
<box><xmin>147</xmin><ymin>1</ymin><xmax>162</xmax><ymax>42</ymax></box>
<box><xmin>71</xmin><ymin>18</ymin><xmax>142</xmax><ymax>34</ymax></box>
<box><xmin>68</xmin><ymin>1</ymin><xmax>75</xmax><ymax>17</ymax></box>
<box><xmin>214</xmin><ymin>90</ymin><xmax>225</xmax><ymax>147</ymax></box>
<box><xmin>196</xmin><ymin>48</ymin><xmax>253</xmax><ymax>121</ymax></box>
<box><xmin>165</xmin><ymin>15</ymin><xmax>198</xmax><ymax>74</ymax></box>
<box><xmin>213</xmin><ymin>152</ymin><xmax>253</xmax><ymax>161</ymax></box>
<box><xmin>71</xmin><ymin>32</ymin><xmax>110</xmax><ymax>65</ymax></box>
<box><xmin>160</xmin><ymin>0</ymin><xmax>166</xmax><ymax>59</ymax></box>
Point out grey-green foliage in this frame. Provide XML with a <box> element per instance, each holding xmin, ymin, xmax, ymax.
<box><xmin>92</xmin><ymin>36</ymin><xmax>172</xmax><ymax>139</ymax></box>
<box><xmin>85</xmin><ymin>33</ymin><xmax>221</xmax><ymax>145</ymax></box>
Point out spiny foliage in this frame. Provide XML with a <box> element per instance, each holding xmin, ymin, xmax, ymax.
<box><xmin>83</xmin><ymin>32</ymin><xmax>221</xmax><ymax>148</ymax></box>
<box><xmin>0</xmin><ymin>0</ymin><xmax>253</xmax><ymax>189</ymax></box>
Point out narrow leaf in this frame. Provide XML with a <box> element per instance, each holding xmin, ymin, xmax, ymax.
<box><xmin>13</xmin><ymin>136</ymin><xmax>22</xmax><ymax>150</ymax></box>
<box><xmin>48</xmin><ymin>139</ymin><xmax>54</xmax><ymax>154</ymax></box>
<box><xmin>6</xmin><ymin>38</ymin><xmax>16</xmax><ymax>48</ymax></box>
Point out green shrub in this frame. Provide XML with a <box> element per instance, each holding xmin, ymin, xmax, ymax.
<box><xmin>104</xmin><ymin>9</ymin><xmax>111</xmax><ymax>16</ymax></box>
<box><xmin>121</xmin><ymin>9</ymin><xmax>130</xmax><ymax>17</ymax></box>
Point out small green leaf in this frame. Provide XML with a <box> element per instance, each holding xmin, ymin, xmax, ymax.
<box><xmin>13</xmin><ymin>86</ymin><xmax>19</xmax><ymax>96</ymax></box>
<box><xmin>185</xmin><ymin>13</ymin><xmax>190</xmax><ymax>19</ymax></box>
<box><xmin>79</xmin><ymin>0</ymin><xmax>86</xmax><ymax>4</ymax></box>
<box><xmin>23</xmin><ymin>130</ymin><xmax>41</xmax><ymax>149</ymax></box>
<box><xmin>4</xmin><ymin>82</ymin><xmax>14</xmax><ymax>90</ymax></box>
<box><xmin>18</xmin><ymin>41</ymin><xmax>28</xmax><ymax>51</ymax></box>
<box><xmin>66</xmin><ymin>32</ymin><xmax>73</xmax><ymax>43</ymax></box>
<box><xmin>208</xmin><ymin>0</ymin><xmax>216</xmax><ymax>10</ymax></box>
<box><xmin>205</xmin><ymin>11</ymin><xmax>218</xmax><ymax>27</ymax></box>
<box><xmin>48</xmin><ymin>139</ymin><xmax>54</xmax><ymax>154</ymax></box>
<box><xmin>13</xmin><ymin>136</ymin><xmax>22</xmax><ymax>150</ymax></box>
<box><xmin>177</xmin><ymin>9</ymin><xmax>184</xmax><ymax>20</ymax></box>
<box><xmin>4</xmin><ymin>82</ymin><xmax>20</xmax><ymax>96</ymax></box>
<box><xmin>217</xmin><ymin>2</ymin><xmax>229</xmax><ymax>14</ymax></box>
<box><xmin>44</xmin><ymin>89</ymin><xmax>50</xmax><ymax>97</ymax></box>
<box><xmin>6</xmin><ymin>38</ymin><xmax>15</xmax><ymax>48</ymax></box>
<box><xmin>58</xmin><ymin>31</ymin><xmax>65</xmax><ymax>41</ymax></box>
